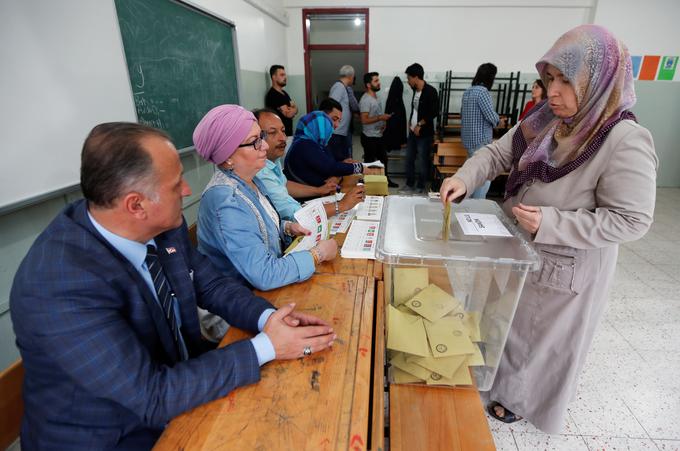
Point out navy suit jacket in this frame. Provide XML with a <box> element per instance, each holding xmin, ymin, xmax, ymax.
<box><xmin>10</xmin><ymin>199</ymin><xmax>274</xmax><ymax>450</ymax></box>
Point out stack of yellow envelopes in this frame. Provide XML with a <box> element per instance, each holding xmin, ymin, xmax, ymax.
<box><xmin>386</xmin><ymin>277</ymin><xmax>484</xmax><ymax>387</ymax></box>
<box><xmin>363</xmin><ymin>174</ymin><xmax>389</xmax><ymax>196</ymax></box>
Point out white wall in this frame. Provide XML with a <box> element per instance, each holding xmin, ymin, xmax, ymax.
<box><xmin>192</xmin><ymin>0</ymin><xmax>288</xmax><ymax>74</ymax></box>
<box><xmin>593</xmin><ymin>0</ymin><xmax>680</xmax><ymax>56</ymax></box>
<box><xmin>284</xmin><ymin>0</ymin><xmax>680</xmax><ymax>74</ymax></box>
<box><xmin>284</xmin><ymin>1</ymin><xmax>596</xmax><ymax>76</ymax></box>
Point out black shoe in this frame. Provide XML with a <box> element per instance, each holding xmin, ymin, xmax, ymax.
<box><xmin>388</xmin><ymin>179</ymin><xmax>399</xmax><ymax>188</ymax></box>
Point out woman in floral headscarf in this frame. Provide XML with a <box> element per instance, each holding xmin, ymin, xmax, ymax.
<box><xmin>440</xmin><ymin>25</ymin><xmax>657</xmax><ymax>433</ymax></box>
<box><xmin>284</xmin><ymin>110</ymin><xmax>364</xmax><ymax>189</ymax></box>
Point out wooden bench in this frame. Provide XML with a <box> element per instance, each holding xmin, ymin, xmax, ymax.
<box><xmin>0</xmin><ymin>359</ymin><xmax>24</xmax><ymax>449</ymax></box>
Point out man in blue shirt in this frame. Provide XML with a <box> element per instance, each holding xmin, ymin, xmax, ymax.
<box><xmin>254</xmin><ymin>108</ymin><xmax>364</xmax><ymax>220</ymax></box>
<box><xmin>460</xmin><ymin>63</ymin><xmax>506</xmax><ymax>198</ymax></box>
<box><xmin>10</xmin><ymin>122</ymin><xmax>335</xmax><ymax>449</ymax></box>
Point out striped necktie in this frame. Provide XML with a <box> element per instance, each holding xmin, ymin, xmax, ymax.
<box><xmin>145</xmin><ymin>245</ymin><xmax>189</xmax><ymax>361</ymax></box>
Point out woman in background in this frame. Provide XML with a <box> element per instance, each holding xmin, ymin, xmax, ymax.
<box><xmin>519</xmin><ymin>79</ymin><xmax>547</xmax><ymax>120</ymax></box>
<box><xmin>284</xmin><ymin>111</ymin><xmax>364</xmax><ymax>189</ymax></box>
<box><xmin>460</xmin><ymin>63</ymin><xmax>505</xmax><ymax>199</ymax></box>
<box><xmin>441</xmin><ymin>25</ymin><xmax>657</xmax><ymax>433</ymax></box>
<box><xmin>382</xmin><ymin>76</ymin><xmax>407</xmax><ymax>188</ymax></box>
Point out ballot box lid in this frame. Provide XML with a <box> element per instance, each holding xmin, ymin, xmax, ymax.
<box><xmin>375</xmin><ymin>196</ymin><xmax>539</xmax><ymax>271</ymax></box>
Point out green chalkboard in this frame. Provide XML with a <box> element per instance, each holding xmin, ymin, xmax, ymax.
<box><xmin>114</xmin><ymin>0</ymin><xmax>239</xmax><ymax>149</ymax></box>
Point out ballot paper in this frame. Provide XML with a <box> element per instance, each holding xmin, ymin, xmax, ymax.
<box><xmin>386</xmin><ymin>305</ymin><xmax>430</xmax><ymax>357</ymax></box>
<box><xmin>329</xmin><ymin>209</ymin><xmax>355</xmax><ymax>235</ymax></box>
<box><xmin>442</xmin><ymin>203</ymin><xmax>452</xmax><ymax>241</ymax></box>
<box><xmin>393</xmin><ymin>267</ymin><xmax>430</xmax><ymax>306</ymax></box>
<box><xmin>454</xmin><ymin>212</ymin><xmax>512</xmax><ymax>237</ymax></box>
<box><xmin>340</xmin><ymin>220</ymin><xmax>380</xmax><ymax>259</ymax></box>
<box><xmin>289</xmin><ymin>201</ymin><xmax>328</xmax><ymax>253</ymax></box>
<box><xmin>355</xmin><ymin>196</ymin><xmax>384</xmax><ymax>221</ymax></box>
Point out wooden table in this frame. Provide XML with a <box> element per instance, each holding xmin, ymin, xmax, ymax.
<box><xmin>156</xmin><ymin>166</ymin><xmax>495</xmax><ymax>449</ymax></box>
<box><xmin>155</xmin><ymin>273</ymin><xmax>375</xmax><ymax>450</ymax></box>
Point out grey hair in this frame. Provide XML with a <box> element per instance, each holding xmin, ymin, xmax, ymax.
<box><xmin>339</xmin><ymin>65</ymin><xmax>355</xmax><ymax>77</ymax></box>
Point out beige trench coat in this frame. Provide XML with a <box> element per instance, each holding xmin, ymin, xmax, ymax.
<box><xmin>453</xmin><ymin>119</ymin><xmax>658</xmax><ymax>433</ymax></box>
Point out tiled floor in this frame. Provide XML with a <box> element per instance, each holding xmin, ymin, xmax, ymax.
<box><xmin>483</xmin><ymin>188</ymin><xmax>680</xmax><ymax>451</ymax></box>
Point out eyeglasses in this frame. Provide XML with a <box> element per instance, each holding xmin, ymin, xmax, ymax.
<box><xmin>237</xmin><ymin>131</ymin><xmax>268</xmax><ymax>151</ymax></box>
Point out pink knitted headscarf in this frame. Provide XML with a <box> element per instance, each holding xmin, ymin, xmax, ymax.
<box><xmin>193</xmin><ymin>105</ymin><xmax>256</xmax><ymax>165</ymax></box>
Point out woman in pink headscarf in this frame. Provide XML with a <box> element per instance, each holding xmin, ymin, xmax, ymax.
<box><xmin>440</xmin><ymin>25</ymin><xmax>657</xmax><ymax>432</ymax></box>
<box><xmin>194</xmin><ymin>105</ymin><xmax>337</xmax><ymax>296</ymax></box>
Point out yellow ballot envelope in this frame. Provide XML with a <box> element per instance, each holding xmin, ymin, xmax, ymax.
<box><xmin>404</xmin><ymin>284</ymin><xmax>464</xmax><ymax>322</ymax></box>
<box><xmin>466</xmin><ymin>344</ymin><xmax>485</xmax><ymax>367</ymax></box>
<box><xmin>393</xmin><ymin>267</ymin><xmax>430</xmax><ymax>306</ymax></box>
<box><xmin>407</xmin><ymin>352</ymin><xmax>467</xmax><ymax>379</ymax></box>
<box><xmin>391</xmin><ymin>366</ymin><xmax>425</xmax><ymax>384</ymax></box>
<box><xmin>423</xmin><ymin>318</ymin><xmax>477</xmax><ymax>358</ymax></box>
<box><xmin>386</xmin><ymin>305</ymin><xmax>430</xmax><ymax>357</ymax></box>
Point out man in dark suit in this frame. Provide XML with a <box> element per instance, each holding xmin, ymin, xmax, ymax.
<box><xmin>10</xmin><ymin>123</ymin><xmax>336</xmax><ymax>449</ymax></box>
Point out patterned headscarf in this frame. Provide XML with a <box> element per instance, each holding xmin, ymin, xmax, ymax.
<box><xmin>193</xmin><ymin>105</ymin><xmax>256</xmax><ymax>165</ymax></box>
<box><xmin>292</xmin><ymin>111</ymin><xmax>334</xmax><ymax>148</ymax></box>
<box><xmin>506</xmin><ymin>25</ymin><xmax>636</xmax><ymax>198</ymax></box>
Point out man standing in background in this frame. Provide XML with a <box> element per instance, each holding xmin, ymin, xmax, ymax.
<box><xmin>265</xmin><ymin>65</ymin><xmax>297</xmax><ymax>146</ymax></box>
<box><xmin>328</xmin><ymin>65</ymin><xmax>360</xmax><ymax>162</ymax></box>
<box><xmin>359</xmin><ymin>72</ymin><xmax>398</xmax><ymax>188</ymax></box>
<box><xmin>400</xmin><ymin>63</ymin><xmax>439</xmax><ymax>194</ymax></box>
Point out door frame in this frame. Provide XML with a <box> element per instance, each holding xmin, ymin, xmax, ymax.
<box><xmin>302</xmin><ymin>8</ymin><xmax>369</xmax><ymax>112</ymax></box>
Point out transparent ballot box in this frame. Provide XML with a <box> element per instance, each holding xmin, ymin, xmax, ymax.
<box><xmin>376</xmin><ymin>196</ymin><xmax>539</xmax><ymax>391</ymax></box>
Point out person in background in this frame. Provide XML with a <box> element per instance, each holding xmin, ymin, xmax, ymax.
<box><xmin>441</xmin><ymin>24</ymin><xmax>657</xmax><ymax>434</ymax></box>
<box><xmin>400</xmin><ymin>63</ymin><xmax>439</xmax><ymax>194</ymax></box>
<box><xmin>359</xmin><ymin>71</ymin><xmax>398</xmax><ymax>188</ymax></box>
<box><xmin>519</xmin><ymin>79</ymin><xmax>547</xmax><ymax>120</ymax></box>
<box><xmin>195</xmin><ymin>105</ymin><xmax>337</xmax><ymax>292</ymax></box>
<box><xmin>328</xmin><ymin>65</ymin><xmax>360</xmax><ymax>162</ymax></box>
<box><xmin>265</xmin><ymin>64</ymin><xmax>297</xmax><ymax>144</ymax></box>
<box><xmin>10</xmin><ymin>122</ymin><xmax>335</xmax><ymax>449</ymax></box>
<box><xmin>254</xmin><ymin>108</ymin><xmax>364</xmax><ymax>221</ymax></box>
<box><xmin>319</xmin><ymin>97</ymin><xmax>343</xmax><ymax>130</ymax></box>
<box><xmin>382</xmin><ymin>75</ymin><xmax>407</xmax><ymax>160</ymax></box>
<box><xmin>284</xmin><ymin>110</ymin><xmax>364</xmax><ymax>189</ymax></box>
<box><xmin>460</xmin><ymin>62</ymin><xmax>505</xmax><ymax>199</ymax></box>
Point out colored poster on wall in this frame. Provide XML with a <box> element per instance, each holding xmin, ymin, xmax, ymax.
<box><xmin>639</xmin><ymin>55</ymin><xmax>661</xmax><ymax>80</ymax></box>
<box><xmin>631</xmin><ymin>56</ymin><xmax>642</xmax><ymax>79</ymax></box>
<box><xmin>657</xmin><ymin>56</ymin><xmax>678</xmax><ymax>80</ymax></box>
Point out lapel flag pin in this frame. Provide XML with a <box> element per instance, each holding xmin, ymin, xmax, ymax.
<box><xmin>165</xmin><ymin>247</ymin><xmax>177</xmax><ymax>254</ymax></box>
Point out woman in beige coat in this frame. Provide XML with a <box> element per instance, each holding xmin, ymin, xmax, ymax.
<box><xmin>440</xmin><ymin>24</ymin><xmax>658</xmax><ymax>433</ymax></box>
